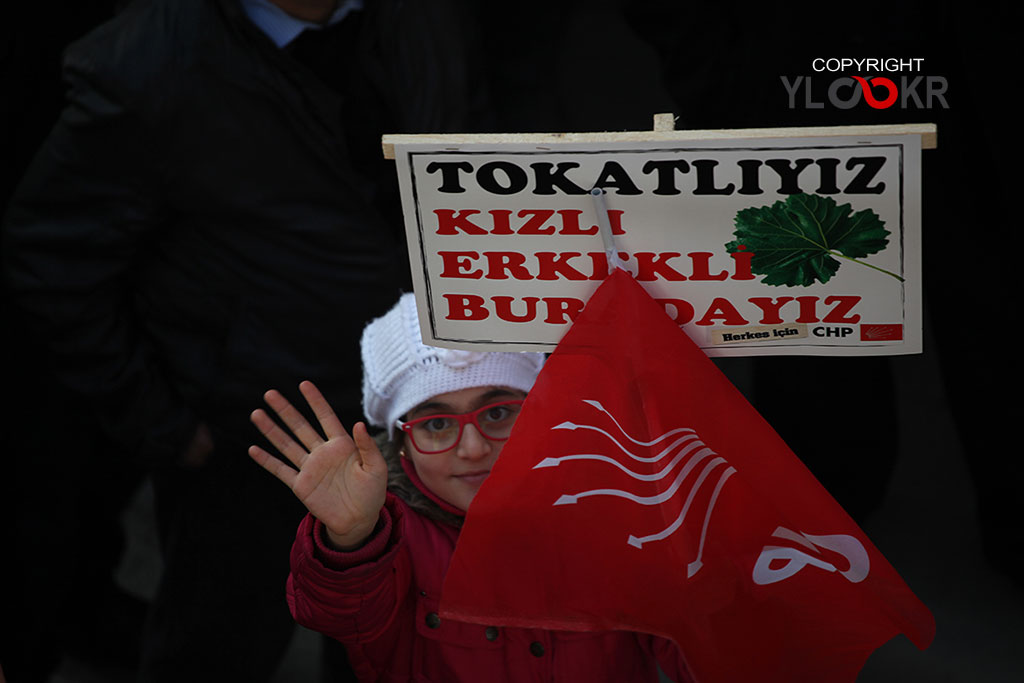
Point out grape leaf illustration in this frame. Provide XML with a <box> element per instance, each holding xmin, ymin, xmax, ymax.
<box><xmin>725</xmin><ymin>193</ymin><xmax>901</xmax><ymax>287</ymax></box>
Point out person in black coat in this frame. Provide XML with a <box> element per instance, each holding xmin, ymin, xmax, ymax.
<box><xmin>2</xmin><ymin>0</ymin><xmax>484</xmax><ymax>679</ymax></box>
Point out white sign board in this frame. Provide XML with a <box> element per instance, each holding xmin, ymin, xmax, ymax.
<box><xmin>387</xmin><ymin>125</ymin><xmax>928</xmax><ymax>356</ymax></box>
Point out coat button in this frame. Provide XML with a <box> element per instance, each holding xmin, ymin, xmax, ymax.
<box><xmin>484</xmin><ymin>626</ymin><xmax>499</xmax><ymax>641</ymax></box>
<box><xmin>425</xmin><ymin>613</ymin><xmax>441</xmax><ymax>629</ymax></box>
<box><xmin>529</xmin><ymin>641</ymin><xmax>545</xmax><ymax>657</ymax></box>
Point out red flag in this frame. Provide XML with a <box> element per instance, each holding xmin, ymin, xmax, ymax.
<box><xmin>441</xmin><ymin>269</ymin><xmax>934</xmax><ymax>683</ymax></box>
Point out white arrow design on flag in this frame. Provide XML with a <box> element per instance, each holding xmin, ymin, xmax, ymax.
<box><xmin>535</xmin><ymin>400</ymin><xmax>735</xmax><ymax>577</ymax></box>
<box><xmin>551</xmin><ymin>452</ymin><xmax>720</xmax><ymax>505</ymax></box>
<box><xmin>551</xmin><ymin>422</ymin><xmax>699</xmax><ymax>463</ymax></box>
<box><xmin>534</xmin><ymin>438</ymin><xmax>710</xmax><ymax>481</ymax></box>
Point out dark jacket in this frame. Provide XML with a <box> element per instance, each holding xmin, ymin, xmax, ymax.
<box><xmin>2</xmin><ymin>0</ymin><xmax>483</xmax><ymax>463</ymax></box>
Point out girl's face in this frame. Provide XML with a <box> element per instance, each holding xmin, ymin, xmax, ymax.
<box><xmin>402</xmin><ymin>385</ymin><xmax>526</xmax><ymax>511</ymax></box>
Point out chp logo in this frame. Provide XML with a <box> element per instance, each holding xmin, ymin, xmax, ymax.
<box><xmin>782</xmin><ymin>57</ymin><xmax>948</xmax><ymax>110</ymax></box>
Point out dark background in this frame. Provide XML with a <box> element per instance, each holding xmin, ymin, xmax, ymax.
<box><xmin>3</xmin><ymin>1</ymin><xmax>1020</xmax><ymax>681</ymax></box>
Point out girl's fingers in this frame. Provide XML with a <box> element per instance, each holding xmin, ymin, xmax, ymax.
<box><xmin>248</xmin><ymin>444</ymin><xmax>298</xmax><ymax>489</ymax></box>
<box><xmin>250</xmin><ymin>408</ymin><xmax>311</xmax><ymax>468</ymax></box>
<box><xmin>263</xmin><ymin>389</ymin><xmax>325</xmax><ymax>451</ymax></box>
<box><xmin>351</xmin><ymin>421</ymin><xmax>385</xmax><ymax>472</ymax></box>
<box><xmin>299</xmin><ymin>381</ymin><xmax>347</xmax><ymax>441</ymax></box>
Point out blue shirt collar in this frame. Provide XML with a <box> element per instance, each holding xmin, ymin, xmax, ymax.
<box><xmin>240</xmin><ymin>0</ymin><xmax>364</xmax><ymax>48</ymax></box>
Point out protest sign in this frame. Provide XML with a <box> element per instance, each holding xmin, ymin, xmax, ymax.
<box><xmin>385</xmin><ymin>123</ymin><xmax>933</xmax><ymax>356</ymax></box>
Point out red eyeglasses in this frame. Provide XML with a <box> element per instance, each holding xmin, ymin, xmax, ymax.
<box><xmin>396</xmin><ymin>400</ymin><xmax>524</xmax><ymax>454</ymax></box>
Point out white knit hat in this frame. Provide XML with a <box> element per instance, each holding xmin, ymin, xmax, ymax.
<box><xmin>361</xmin><ymin>293</ymin><xmax>545</xmax><ymax>436</ymax></box>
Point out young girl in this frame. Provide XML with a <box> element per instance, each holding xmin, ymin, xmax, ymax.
<box><xmin>249</xmin><ymin>294</ymin><xmax>691</xmax><ymax>682</ymax></box>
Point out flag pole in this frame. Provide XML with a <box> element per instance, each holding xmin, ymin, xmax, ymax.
<box><xmin>588</xmin><ymin>113</ymin><xmax>676</xmax><ymax>274</ymax></box>
<box><xmin>589</xmin><ymin>187</ymin><xmax>629</xmax><ymax>273</ymax></box>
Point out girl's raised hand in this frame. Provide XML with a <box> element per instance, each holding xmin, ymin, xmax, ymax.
<box><xmin>249</xmin><ymin>381</ymin><xmax>388</xmax><ymax>550</ymax></box>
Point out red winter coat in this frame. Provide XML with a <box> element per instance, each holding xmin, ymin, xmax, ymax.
<box><xmin>287</xmin><ymin>493</ymin><xmax>693</xmax><ymax>682</ymax></box>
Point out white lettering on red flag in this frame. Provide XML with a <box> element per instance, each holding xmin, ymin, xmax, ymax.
<box><xmin>753</xmin><ymin>526</ymin><xmax>871</xmax><ymax>585</ymax></box>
